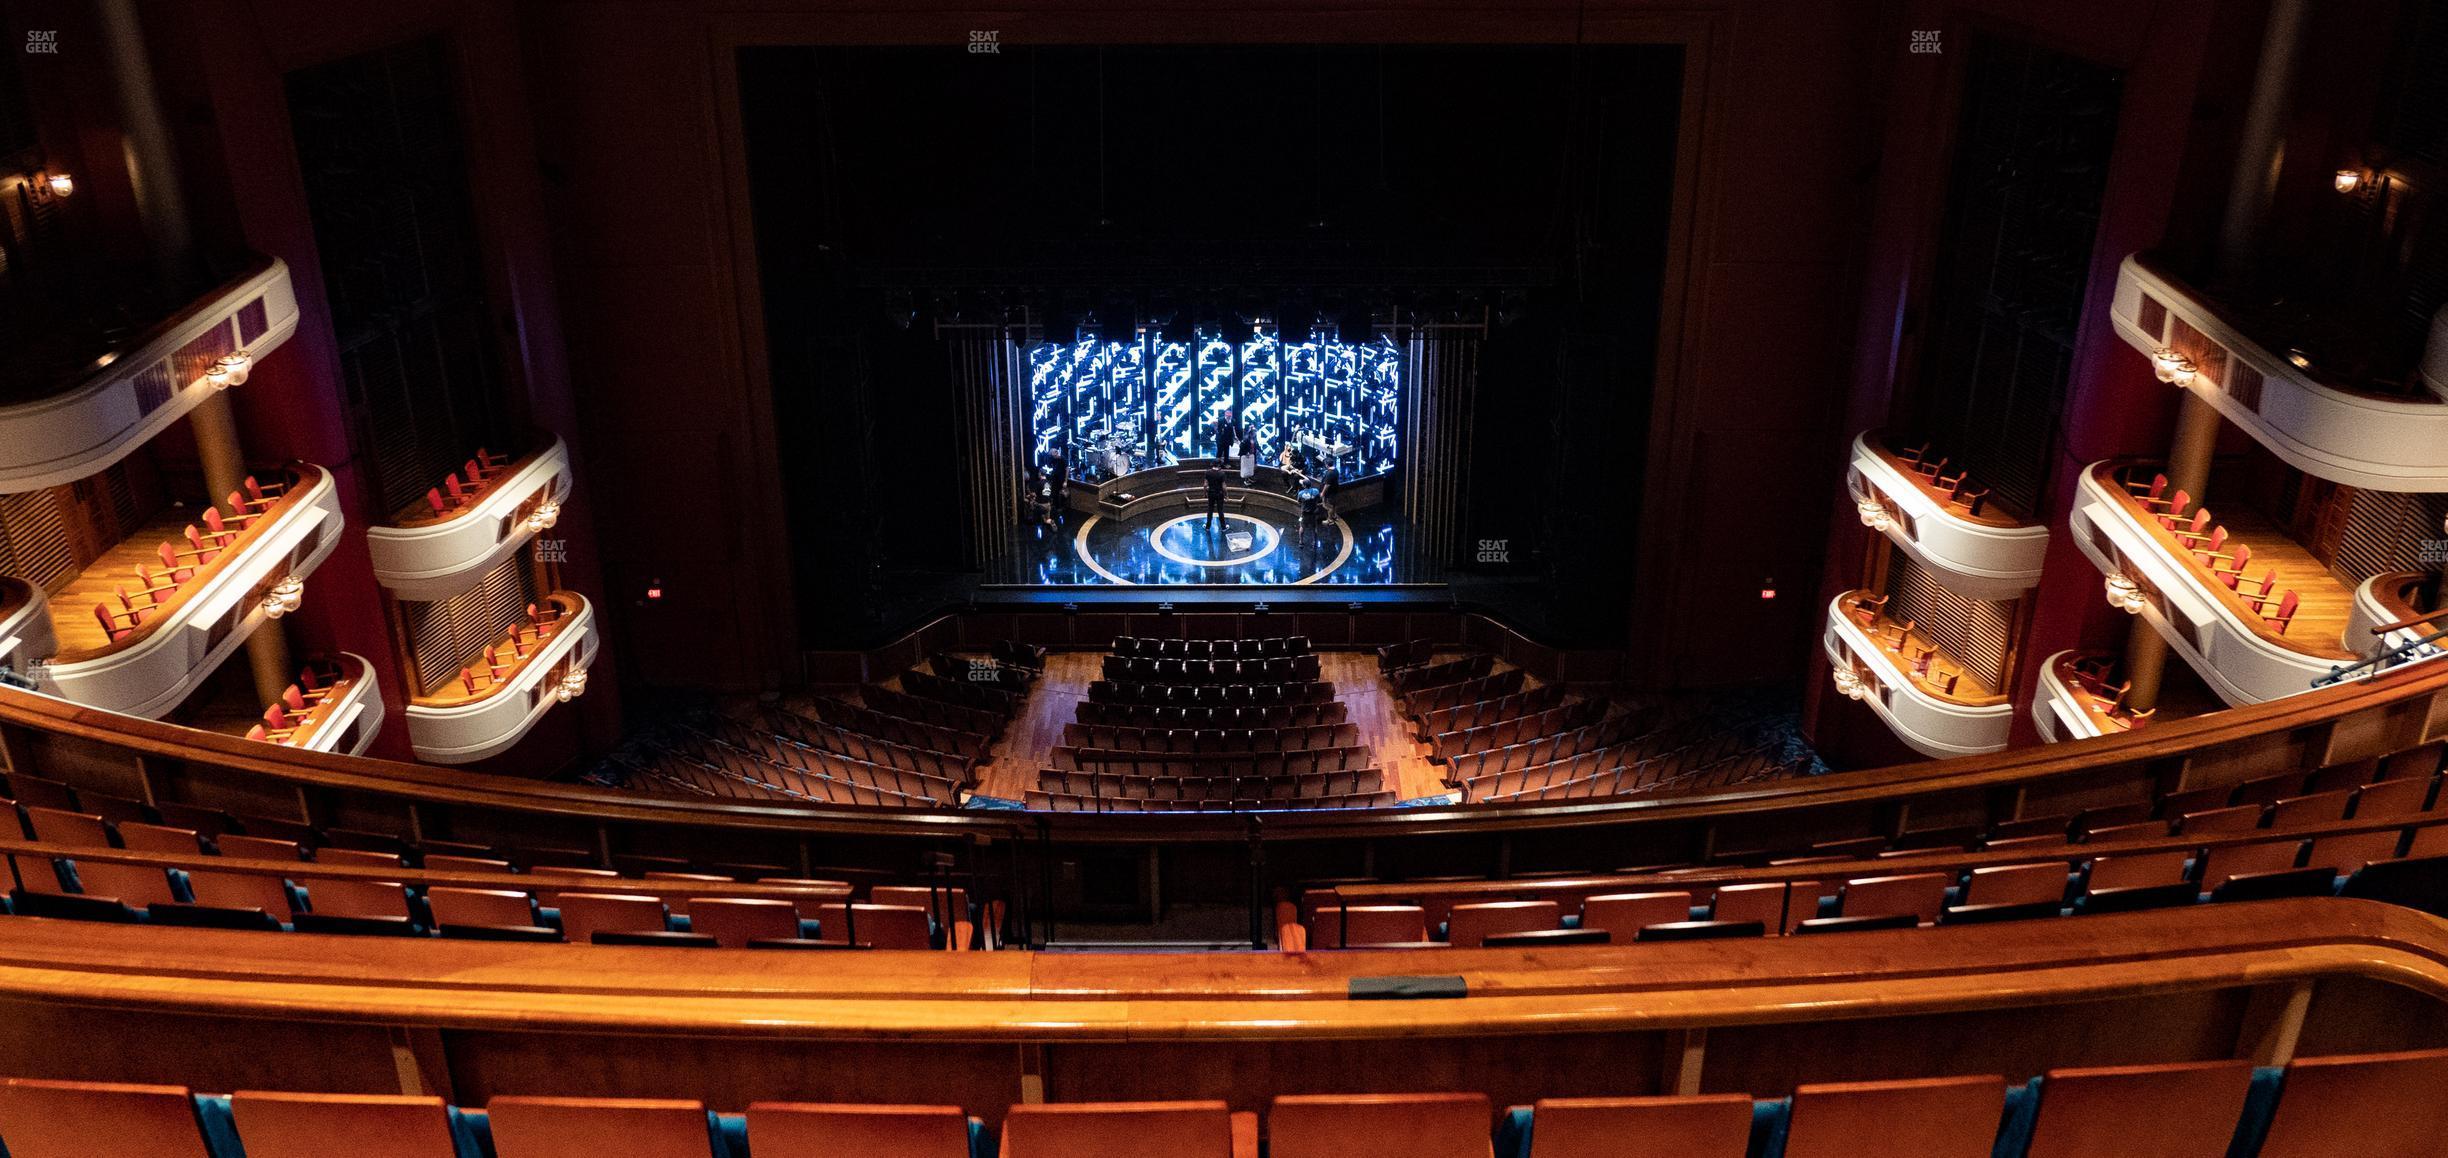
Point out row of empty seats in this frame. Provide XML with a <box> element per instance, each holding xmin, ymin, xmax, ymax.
<box><xmin>857</xmin><ymin>685</ymin><xmax>1008</xmax><ymax>742</ymax></box>
<box><xmin>1889</xmin><ymin>437</ymin><xmax>1996</xmax><ymax>517</ymax></box>
<box><xmin>2058</xmin><ymin>652</ymin><xmax>2155</xmax><ymax>731</ymax></box>
<box><xmin>1073</xmin><ymin>699</ymin><xmax>1349</xmax><ymax>729</ymax></box>
<box><xmin>925</xmin><ymin>652</ymin><xmax>1033</xmax><ymax>692</ymax></box>
<box><xmin>1387</xmin><ymin>653</ymin><xmax>1497</xmax><ymax>697</ymax></box>
<box><xmin>800</xmin><ymin>695</ymin><xmax>991</xmax><ymax>760</ymax></box>
<box><xmin>1430</xmin><ymin>701</ymin><xmax>1608</xmax><ymax>764</ymax></box>
<box><xmin>1036</xmin><ymin>768</ymin><xmax>1386</xmax><ymax>802</ymax></box>
<box><xmin>92</xmin><ymin>472</ymin><xmax>293</xmax><ymax>644</ymax></box>
<box><xmin>1086</xmin><ymin>679</ymin><xmax>1336</xmax><ymax>707</ymax></box>
<box><xmin>2120</xmin><ymin>466</ymin><xmax>2304</xmax><ymax>634</ymax></box>
<box><xmin>1101</xmin><ymin>653</ymin><xmax>1323</xmax><ymax>685</ymax></box>
<box><xmin>1049</xmin><ymin>744</ymin><xmax>1375</xmax><ymax>776</ymax></box>
<box><xmin>892</xmin><ymin>669</ymin><xmax>1025</xmax><ymax>718</ymax></box>
<box><xmin>414</xmin><ymin>446</ymin><xmax>512</xmax><ymax>516</ymax></box>
<box><xmin>1413</xmin><ymin>684</ymin><xmax>1569</xmax><ymax>742</ymax></box>
<box><xmin>1115</xmin><ymin>633</ymin><xmax>1312</xmax><ymax>659</ymax></box>
<box><xmin>673</xmin><ymin>724</ymin><xmax>959</xmax><ymax>802</ymax></box>
<box><xmin>1061</xmin><ymin>720</ymin><xmax>1362</xmax><ymax>754</ymax></box>
<box><xmin>1401</xmin><ymin>669</ymin><xmax>1529</xmax><ymax>717</ymax></box>
<box><xmin>1026</xmin><ymin>788</ymin><xmax>1395</xmax><ymax>812</ymax></box>
<box><xmin>243</xmin><ymin>658</ymin><xmax>354</xmax><ymax>746</ymax></box>
<box><xmin>1440</xmin><ymin>712</ymin><xmax>1658</xmax><ymax>786</ymax></box>
<box><xmin>449</xmin><ymin>602</ymin><xmax>570</xmax><ymax>698</ymax></box>
<box><xmin>763</xmin><ymin>708</ymin><xmax>977</xmax><ymax>782</ymax></box>
<box><xmin>10</xmin><ymin>1049</ymin><xmax>2446</xmax><ymax>1158</ymax></box>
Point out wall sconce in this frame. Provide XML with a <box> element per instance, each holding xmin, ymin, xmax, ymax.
<box><xmin>2149</xmin><ymin>347</ymin><xmax>2197</xmax><ymax>387</ymax></box>
<box><xmin>215</xmin><ymin>350</ymin><xmax>252</xmax><ymax>387</ymax></box>
<box><xmin>2104</xmin><ymin>573</ymin><xmax>2147</xmax><ymax>614</ymax></box>
<box><xmin>39</xmin><ymin>171</ymin><xmax>72</xmax><ymax>199</ymax></box>
<box><xmin>2334</xmin><ymin>168</ymin><xmax>2363</xmax><ymax>194</ymax></box>
<box><xmin>522</xmin><ymin>500</ymin><xmax>561</xmax><ymax>535</ymax></box>
<box><xmin>259</xmin><ymin>575</ymin><xmax>304</xmax><ymax>620</ymax></box>
<box><xmin>1833</xmin><ymin>664</ymin><xmax>1872</xmax><ymax>702</ymax></box>
<box><xmin>555</xmin><ymin>666</ymin><xmax>589</xmax><ymax>703</ymax></box>
<box><xmin>1856</xmin><ymin>497</ymin><xmax>1895</xmax><ymax>534</ymax></box>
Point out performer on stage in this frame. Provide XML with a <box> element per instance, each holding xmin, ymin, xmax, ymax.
<box><xmin>1203</xmin><ymin>464</ymin><xmax>1228</xmax><ymax>525</ymax></box>
<box><xmin>1213</xmin><ymin>411</ymin><xmax>1239</xmax><ymax>461</ymax></box>
<box><xmin>1237</xmin><ymin>432</ymin><xmax>1258</xmax><ymax>482</ymax></box>
<box><xmin>1045</xmin><ymin>452</ymin><xmax>1069</xmax><ymax>523</ymax></box>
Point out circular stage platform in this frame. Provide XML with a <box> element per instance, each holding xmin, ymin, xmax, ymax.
<box><xmin>1070</xmin><ymin>507</ymin><xmax>1359</xmax><ymax>585</ymax></box>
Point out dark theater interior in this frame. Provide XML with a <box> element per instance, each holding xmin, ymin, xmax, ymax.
<box><xmin>0</xmin><ymin>0</ymin><xmax>2444</xmax><ymax>1154</ymax></box>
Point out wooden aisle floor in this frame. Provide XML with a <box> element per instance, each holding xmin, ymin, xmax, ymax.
<box><xmin>972</xmin><ymin>650</ymin><xmax>1472</xmax><ymax>803</ymax></box>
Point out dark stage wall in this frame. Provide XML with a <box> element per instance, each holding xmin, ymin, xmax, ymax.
<box><xmin>524</xmin><ymin>1</ymin><xmax>1878</xmax><ymax>692</ymax></box>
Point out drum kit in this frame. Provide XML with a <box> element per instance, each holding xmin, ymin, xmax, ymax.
<box><xmin>1087</xmin><ymin>428</ymin><xmax>1139</xmax><ymax>480</ymax></box>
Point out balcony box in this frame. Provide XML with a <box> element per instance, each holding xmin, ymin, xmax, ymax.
<box><xmin>0</xmin><ymin>258</ymin><xmax>299</xmax><ymax>493</ymax></box>
<box><xmin>2112</xmin><ymin>254</ymin><xmax>2448</xmax><ymax>492</ymax></box>
<box><xmin>0</xmin><ymin>579</ymin><xmax>57</xmax><ymax>682</ymax></box>
<box><xmin>367</xmin><ymin>437</ymin><xmax>576</xmax><ymax>601</ymax></box>
<box><xmin>405</xmin><ymin>592</ymin><xmax>598</xmax><ymax>765</ymax></box>
<box><xmin>1824</xmin><ymin>591</ymin><xmax>2011</xmax><ymax>758</ymax></box>
<box><xmin>36</xmin><ymin>464</ymin><xmax>343</xmax><ymax>718</ymax></box>
<box><xmin>1846</xmin><ymin>431</ymin><xmax>2047</xmax><ymax>599</ymax></box>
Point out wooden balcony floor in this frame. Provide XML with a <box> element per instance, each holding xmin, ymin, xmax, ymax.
<box><xmin>46</xmin><ymin>507</ymin><xmax>221</xmax><ymax>654</ymax></box>
<box><xmin>2197</xmin><ymin>505</ymin><xmax>2357</xmax><ymax>651</ymax></box>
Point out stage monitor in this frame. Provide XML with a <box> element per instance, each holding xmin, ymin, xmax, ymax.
<box><xmin>1029</xmin><ymin>329</ymin><xmax>1399</xmax><ymax>484</ymax></box>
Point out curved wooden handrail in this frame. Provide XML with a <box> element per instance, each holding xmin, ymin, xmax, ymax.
<box><xmin>51</xmin><ymin>463</ymin><xmax>325</xmax><ymax>665</ymax></box>
<box><xmin>0</xmin><ymin>899</ymin><xmax>2438</xmax><ymax>1039</ymax></box>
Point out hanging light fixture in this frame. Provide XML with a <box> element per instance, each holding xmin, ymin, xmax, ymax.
<box><xmin>260</xmin><ymin>575</ymin><xmax>305</xmax><ymax>619</ymax></box>
<box><xmin>2104</xmin><ymin>573</ymin><xmax>2147</xmax><ymax>614</ymax></box>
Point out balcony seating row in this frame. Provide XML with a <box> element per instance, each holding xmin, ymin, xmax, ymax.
<box><xmin>1401</xmin><ymin>669</ymin><xmax>1529</xmax><ymax>718</ymax></box>
<box><xmin>1441</xmin><ymin>711</ymin><xmax>1661</xmax><ymax>785</ymax></box>
<box><xmin>799</xmin><ymin>697</ymin><xmax>991</xmax><ymax>760</ymax></box>
<box><xmin>5</xmin><ymin>853</ymin><xmax>965</xmax><ymax>949</ymax></box>
<box><xmin>91</xmin><ymin>474</ymin><xmax>291</xmax><ymax>644</ymax></box>
<box><xmin>1100</xmin><ymin>653</ymin><xmax>1323</xmax><ymax>685</ymax></box>
<box><xmin>1116</xmin><ymin>633</ymin><xmax>1312</xmax><ymax>659</ymax></box>
<box><xmin>1086</xmin><ymin>678</ymin><xmax>1337</xmax><ymax>707</ymax></box>
<box><xmin>1890</xmin><ymin>438</ymin><xmax>1997</xmax><ymax>518</ymax></box>
<box><xmin>987</xmin><ymin>638</ymin><xmax>1049</xmax><ymax>671</ymax></box>
<box><xmin>890</xmin><ymin>669</ymin><xmax>1025</xmax><ymax>718</ymax></box>
<box><xmin>242</xmin><ymin>658</ymin><xmax>352</xmax><ymax>746</ymax></box>
<box><xmin>1035</xmin><ymin>768</ymin><xmax>1386</xmax><ymax>802</ymax></box>
<box><xmin>925</xmin><ymin>652</ymin><xmax>1033</xmax><ymax>692</ymax></box>
<box><xmin>623</xmin><ymin>752</ymin><xmax>932</xmax><ymax>808</ymax></box>
<box><xmin>1387</xmin><ymin>653</ymin><xmax>1498</xmax><ymax>697</ymax></box>
<box><xmin>1073</xmin><ymin>699</ymin><xmax>1349</xmax><ymax>729</ymax></box>
<box><xmin>1430</xmin><ymin>700</ymin><xmax>1609</xmax><ymax>763</ymax></box>
<box><xmin>857</xmin><ymin>685</ymin><xmax>1007</xmax><ymax>741</ymax></box>
<box><xmin>1050</xmin><ymin>744</ymin><xmax>1375</xmax><ymax>777</ymax></box>
<box><xmin>1413</xmin><ymin>683</ymin><xmax>1569</xmax><ymax>742</ymax></box>
<box><xmin>665</xmin><ymin>726</ymin><xmax>960</xmax><ymax>804</ymax></box>
<box><xmin>1025</xmin><ymin>788</ymin><xmax>1396</xmax><ymax>812</ymax></box>
<box><xmin>1061</xmin><ymin>720</ymin><xmax>1362</xmax><ymax>754</ymax></box>
<box><xmin>2060</xmin><ymin>653</ymin><xmax>2155</xmax><ymax>732</ymax></box>
<box><xmin>415</xmin><ymin>447</ymin><xmax>512</xmax><ymax>516</ymax></box>
<box><xmin>2120</xmin><ymin>469</ymin><xmax>2304</xmax><ymax>635</ymax></box>
<box><xmin>452</xmin><ymin>602</ymin><xmax>570</xmax><ymax>698</ymax></box>
<box><xmin>1471</xmin><ymin>745</ymin><xmax>1806</xmax><ymax>805</ymax></box>
<box><xmin>1375</xmin><ymin>638</ymin><xmax>1437</xmax><ymax>670</ymax></box>
<box><xmin>762</xmin><ymin>708</ymin><xmax>977</xmax><ymax>782</ymax></box>
<box><xmin>1840</xmin><ymin>593</ymin><xmax>1975</xmax><ymax>698</ymax></box>
<box><xmin>11</xmin><ymin>1054</ymin><xmax>2447</xmax><ymax>1158</ymax></box>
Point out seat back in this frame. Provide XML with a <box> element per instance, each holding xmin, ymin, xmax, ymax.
<box><xmin>1526</xmin><ymin>1095</ymin><xmax>1753</xmax><ymax>1158</ymax></box>
<box><xmin>556</xmin><ymin>893</ymin><xmax>668</xmax><ymax>943</ymax></box>
<box><xmin>116</xmin><ymin>823</ymin><xmax>205</xmax><ymax>854</ymax></box>
<box><xmin>25</xmin><ymin>806</ymin><xmax>112</xmax><ymax>848</ymax></box>
<box><xmin>423</xmin><ymin>855</ymin><xmax>513</xmax><ymax>873</ymax></box>
<box><xmin>1782</xmin><ymin>1076</ymin><xmax>2003</xmax><ymax>1158</ymax></box>
<box><xmin>486</xmin><ymin>1096</ymin><xmax>716</xmax><ymax>1158</ymax></box>
<box><xmin>744</xmin><ymin>1102</ymin><xmax>969</xmax><ymax>1158</ymax></box>
<box><xmin>1445</xmin><ymin>900</ymin><xmax>1560</xmax><ymax>947</ymax></box>
<box><xmin>427</xmin><ymin>887</ymin><xmax>538</xmax><ymax>929</ymax></box>
<box><xmin>183</xmin><ymin>868</ymin><xmax>296</xmax><ymax>918</ymax></box>
<box><xmin>688</xmin><ymin>897</ymin><xmax>801</xmax><ymax>947</ymax></box>
<box><xmin>2198</xmin><ymin>840</ymin><xmax>2304</xmax><ymax>892</ymax></box>
<box><xmin>217</xmin><ymin>834</ymin><xmax>304</xmax><ymax>861</ymax></box>
<box><xmin>315</xmin><ymin>848</ymin><xmax>405</xmax><ymax>869</ymax></box>
<box><xmin>303</xmin><ymin>878</ymin><xmax>412</xmax><ymax>920</ymax></box>
<box><xmin>816</xmin><ymin>903</ymin><xmax>933</xmax><ymax>948</ymax></box>
<box><xmin>2177</xmin><ymin>805</ymin><xmax>2265</xmax><ymax>835</ymax></box>
<box><xmin>2353</xmin><ymin>777</ymin><xmax>2435</xmax><ymax>819</ymax></box>
<box><xmin>1308</xmin><ymin>905</ymin><xmax>1429</xmax><ymax>948</ymax></box>
<box><xmin>2256</xmin><ymin>1048</ymin><xmax>2448</xmax><ymax>1158</ymax></box>
<box><xmin>1962</xmin><ymin>863</ymin><xmax>2067</xmax><ymax>908</ymax></box>
<box><xmin>870</xmin><ymin>885</ymin><xmax>969</xmax><ymax>917</ymax></box>
<box><xmin>1838</xmin><ymin>873</ymin><xmax>1952</xmax><ymax>925</ymax></box>
<box><xmin>2086</xmin><ymin>852</ymin><xmax>2189</xmax><ymax>892</ymax></box>
<box><xmin>230</xmin><ymin>1091</ymin><xmax>463</xmax><ymax>1158</ymax></box>
<box><xmin>2022</xmin><ymin>1060</ymin><xmax>2254</xmax><ymax>1158</ymax></box>
<box><xmin>1709</xmin><ymin>882</ymin><xmax>1793</xmax><ymax>931</ymax></box>
<box><xmin>67</xmin><ymin>860</ymin><xmax>182</xmax><ymax>909</ymax></box>
<box><xmin>1268</xmin><ymin>1093</ymin><xmax>1491</xmax><ymax>1158</ymax></box>
<box><xmin>0</xmin><ymin>1078</ymin><xmax>215</xmax><ymax>1158</ymax></box>
<box><xmin>1001</xmin><ymin>1101</ymin><xmax>1234</xmax><ymax>1158</ymax></box>
<box><xmin>1577</xmin><ymin>892</ymin><xmax>1693</xmax><ymax>942</ymax></box>
<box><xmin>2307</xmin><ymin>830</ymin><xmax>2403</xmax><ymax>878</ymax></box>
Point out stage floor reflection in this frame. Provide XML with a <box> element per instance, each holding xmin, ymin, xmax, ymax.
<box><xmin>1003</xmin><ymin>507</ymin><xmax>1408</xmax><ymax>585</ymax></box>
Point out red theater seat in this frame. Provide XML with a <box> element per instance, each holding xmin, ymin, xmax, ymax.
<box><xmin>815</xmin><ymin>902</ymin><xmax>933</xmax><ymax>949</ymax></box>
<box><xmin>485</xmin><ymin>1096</ymin><xmax>715</xmax><ymax>1158</ymax></box>
<box><xmin>1001</xmin><ymin>1100</ymin><xmax>1243</xmax><ymax>1158</ymax></box>
<box><xmin>555</xmin><ymin>893</ymin><xmax>668</xmax><ymax>943</ymax></box>
<box><xmin>1577</xmin><ymin>892</ymin><xmax>1694</xmax><ymax>942</ymax></box>
<box><xmin>1267</xmin><ymin>1093</ymin><xmax>1492</xmax><ymax>1158</ymax></box>
<box><xmin>2021</xmin><ymin>1060</ymin><xmax>2255</xmax><ymax>1158</ymax></box>
<box><xmin>745</xmin><ymin>1102</ymin><xmax>971</xmax><ymax>1158</ymax></box>
<box><xmin>229</xmin><ymin>1091</ymin><xmax>462</xmax><ymax>1158</ymax></box>
<box><xmin>23</xmin><ymin>807</ymin><xmax>111</xmax><ymax>849</ymax></box>
<box><xmin>1307</xmin><ymin>905</ymin><xmax>1430</xmax><ymax>948</ymax></box>
<box><xmin>1524</xmin><ymin>1095</ymin><xmax>1753</xmax><ymax>1158</ymax></box>
<box><xmin>1782</xmin><ymin>1076</ymin><xmax>2003</xmax><ymax>1158</ymax></box>
<box><xmin>1445</xmin><ymin>900</ymin><xmax>1559</xmax><ymax>946</ymax></box>
<box><xmin>687</xmin><ymin>897</ymin><xmax>805</xmax><ymax>948</ymax></box>
<box><xmin>2254</xmin><ymin>1048</ymin><xmax>2448</xmax><ymax>1158</ymax></box>
<box><xmin>116</xmin><ymin>822</ymin><xmax>207</xmax><ymax>855</ymax></box>
<box><xmin>0</xmin><ymin>1078</ymin><xmax>216</xmax><ymax>1158</ymax></box>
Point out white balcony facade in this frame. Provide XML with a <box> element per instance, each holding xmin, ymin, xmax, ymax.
<box><xmin>1823</xmin><ymin>592</ymin><xmax>2011</xmax><ymax>758</ymax></box>
<box><xmin>2111</xmin><ymin>254</ymin><xmax>2448</xmax><ymax>492</ymax></box>
<box><xmin>2348</xmin><ymin>573</ymin><xmax>2447</xmax><ymax>673</ymax></box>
<box><xmin>405</xmin><ymin>592</ymin><xmax>598</xmax><ymax>765</ymax></box>
<box><xmin>367</xmin><ymin>437</ymin><xmax>576</xmax><ymax>601</ymax></box>
<box><xmin>2069</xmin><ymin>462</ymin><xmax>2357</xmax><ymax>706</ymax></box>
<box><xmin>0</xmin><ymin>579</ymin><xmax>57</xmax><ymax>683</ymax></box>
<box><xmin>37</xmin><ymin>466</ymin><xmax>344</xmax><ymax>719</ymax></box>
<box><xmin>282</xmin><ymin>653</ymin><xmax>384</xmax><ymax>758</ymax></box>
<box><xmin>1846</xmin><ymin>432</ymin><xmax>2048</xmax><ymax>600</ymax></box>
<box><xmin>0</xmin><ymin>258</ymin><xmax>300</xmax><ymax>494</ymax></box>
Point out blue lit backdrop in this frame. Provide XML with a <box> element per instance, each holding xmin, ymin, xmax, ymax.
<box><xmin>1029</xmin><ymin>330</ymin><xmax>1400</xmax><ymax>482</ymax></box>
